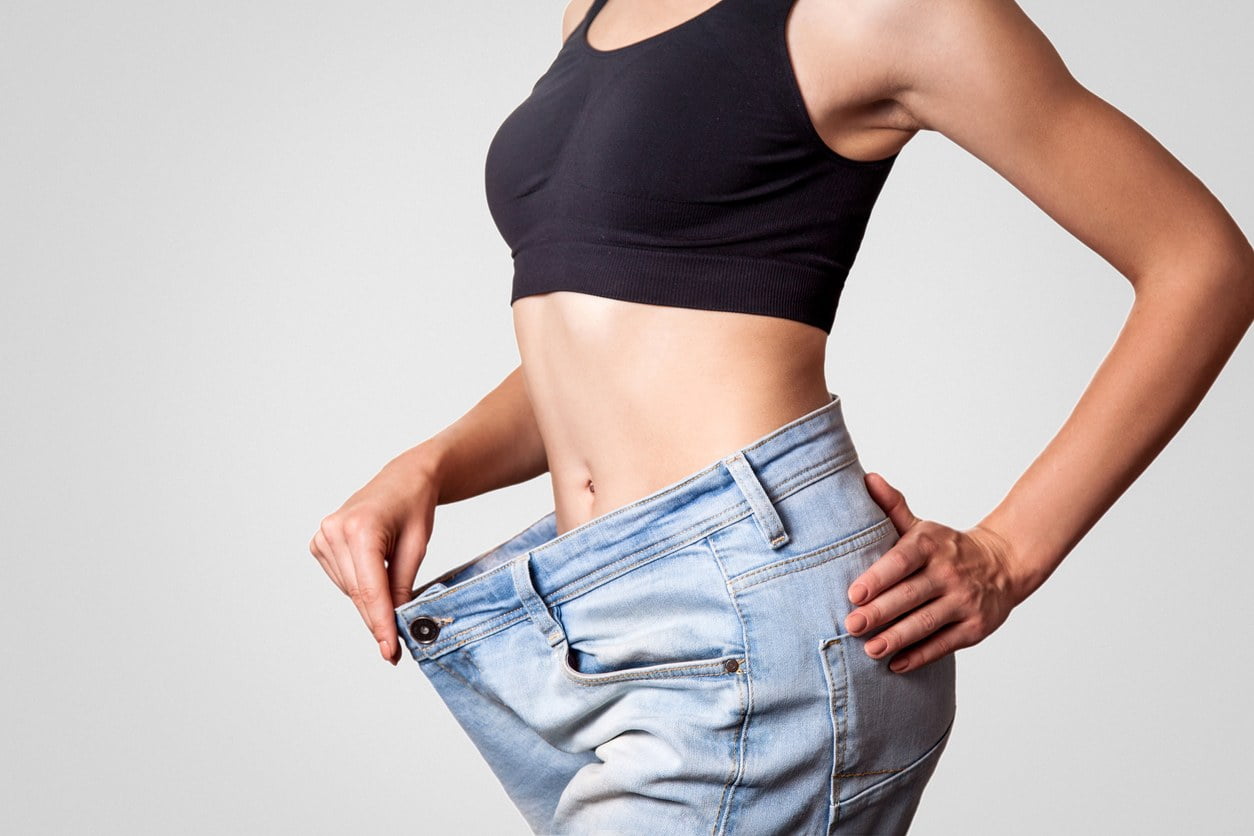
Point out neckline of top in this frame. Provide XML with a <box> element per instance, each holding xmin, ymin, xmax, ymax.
<box><xmin>580</xmin><ymin>0</ymin><xmax>737</xmax><ymax>58</ymax></box>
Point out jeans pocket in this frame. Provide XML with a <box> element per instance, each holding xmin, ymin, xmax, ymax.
<box><xmin>820</xmin><ymin>627</ymin><xmax>956</xmax><ymax>817</ymax></box>
<box><xmin>551</xmin><ymin>537</ymin><xmax>747</xmax><ymax>685</ymax></box>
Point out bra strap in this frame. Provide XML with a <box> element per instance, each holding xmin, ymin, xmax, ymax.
<box><xmin>580</xmin><ymin>0</ymin><xmax>613</xmax><ymax>30</ymax></box>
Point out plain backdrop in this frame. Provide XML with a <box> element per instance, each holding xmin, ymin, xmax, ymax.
<box><xmin>2</xmin><ymin>1</ymin><xmax>1251</xmax><ymax>833</ymax></box>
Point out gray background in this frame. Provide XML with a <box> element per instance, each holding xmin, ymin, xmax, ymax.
<box><xmin>2</xmin><ymin>1</ymin><xmax>1250</xmax><ymax>833</ymax></box>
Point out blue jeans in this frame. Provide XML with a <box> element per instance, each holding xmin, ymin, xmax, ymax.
<box><xmin>395</xmin><ymin>392</ymin><xmax>957</xmax><ymax>834</ymax></box>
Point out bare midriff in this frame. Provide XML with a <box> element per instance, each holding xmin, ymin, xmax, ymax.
<box><xmin>512</xmin><ymin>291</ymin><xmax>833</xmax><ymax>536</ymax></box>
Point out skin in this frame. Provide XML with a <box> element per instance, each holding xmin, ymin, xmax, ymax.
<box><xmin>311</xmin><ymin>0</ymin><xmax>1254</xmax><ymax>669</ymax></box>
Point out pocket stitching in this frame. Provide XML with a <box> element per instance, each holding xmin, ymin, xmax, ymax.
<box><xmin>832</xmin><ymin>714</ymin><xmax>955</xmax><ymax>823</ymax></box>
<box><xmin>729</xmin><ymin>516</ymin><xmax>895</xmax><ymax>592</ymax></box>
<box><xmin>820</xmin><ymin>635</ymin><xmax>851</xmax><ymax>810</ymax></box>
<box><xmin>549</xmin><ymin>503</ymin><xmax>747</xmax><ymax>607</ymax></box>
<box><xmin>706</xmin><ymin>532</ymin><xmax>755</xmax><ymax>826</ymax></box>
<box><xmin>553</xmin><ymin>538</ymin><xmax>749</xmax><ymax>686</ymax></box>
<box><xmin>820</xmin><ymin>634</ymin><xmax>955</xmax><ymax>830</ymax></box>
<box><xmin>555</xmin><ymin>640</ymin><xmax>747</xmax><ymax>687</ymax></box>
<box><xmin>414</xmin><ymin>612</ymin><xmax>530</xmax><ymax>658</ymax></box>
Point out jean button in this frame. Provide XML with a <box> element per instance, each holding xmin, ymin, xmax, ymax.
<box><xmin>409</xmin><ymin>616</ymin><xmax>441</xmax><ymax>644</ymax></box>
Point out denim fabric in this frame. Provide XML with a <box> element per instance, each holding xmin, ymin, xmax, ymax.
<box><xmin>395</xmin><ymin>392</ymin><xmax>957</xmax><ymax>835</ymax></box>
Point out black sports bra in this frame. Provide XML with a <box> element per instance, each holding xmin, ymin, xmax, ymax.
<box><xmin>484</xmin><ymin>0</ymin><xmax>900</xmax><ymax>334</ymax></box>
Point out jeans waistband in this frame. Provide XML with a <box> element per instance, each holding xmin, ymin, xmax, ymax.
<box><xmin>395</xmin><ymin>391</ymin><xmax>860</xmax><ymax>659</ymax></box>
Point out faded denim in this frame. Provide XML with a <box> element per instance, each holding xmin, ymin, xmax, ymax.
<box><xmin>395</xmin><ymin>392</ymin><xmax>957</xmax><ymax>834</ymax></box>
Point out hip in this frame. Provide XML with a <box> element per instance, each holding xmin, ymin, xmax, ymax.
<box><xmin>395</xmin><ymin>391</ymin><xmax>956</xmax><ymax>833</ymax></box>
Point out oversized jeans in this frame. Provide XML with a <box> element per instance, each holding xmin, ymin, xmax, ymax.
<box><xmin>395</xmin><ymin>392</ymin><xmax>957</xmax><ymax>834</ymax></box>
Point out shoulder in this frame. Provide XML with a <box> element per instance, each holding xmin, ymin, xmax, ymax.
<box><xmin>803</xmin><ymin>0</ymin><xmax>1075</xmax><ymax>132</ymax></box>
<box><xmin>813</xmin><ymin>0</ymin><xmax>1034</xmax><ymax>40</ymax></box>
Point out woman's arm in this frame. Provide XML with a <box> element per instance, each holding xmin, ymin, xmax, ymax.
<box><xmin>836</xmin><ymin>0</ymin><xmax>1254</xmax><ymax>671</ymax></box>
<box><xmin>314</xmin><ymin>0</ymin><xmax>582</xmax><ymax>667</ymax></box>
<box><xmin>311</xmin><ymin>363</ymin><xmax>548</xmax><ymax>664</ymax></box>
<box><xmin>979</xmin><ymin>255</ymin><xmax>1253</xmax><ymax>600</ymax></box>
<box><xmin>406</xmin><ymin>363</ymin><xmax>549</xmax><ymax>505</ymax></box>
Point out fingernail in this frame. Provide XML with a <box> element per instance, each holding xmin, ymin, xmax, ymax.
<box><xmin>846</xmin><ymin>613</ymin><xmax>867</xmax><ymax>633</ymax></box>
<box><xmin>850</xmin><ymin>583</ymin><xmax>868</xmax><ymax>604</ymax></box>
<box><xmin>379</xmin><ymin>640</ymin><xmax>390</xmax><ymax>659</ymax></box>
<box><xmin>867</xmin><ymin>638</ymin><xmax>886</xmax><ymax>656</ymax></box>
<box><xmin>889</xmin><ymin>656</ymin><xmax>909</xmax><ymax>672</ymax></box>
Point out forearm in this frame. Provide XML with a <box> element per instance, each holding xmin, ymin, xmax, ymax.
<box><xmin>392</xmin><ymin>364</ymin><xmax>549</xmax><ymax>505</ymax></box>
<box><xmin>977</xmin><ymin>259</ymin><xmax>1254</xmax><ymax>601</ymax></box>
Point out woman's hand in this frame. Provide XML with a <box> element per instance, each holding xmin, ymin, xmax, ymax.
<box><xmin>309</xmin><ymin>450</ymin><xmax>440</xmax><ymax>665</ymax></box>
<box><xmin>843</xmin><ymin>472</ymin><xmax>1030</xmax><ymax>674</ymax></box>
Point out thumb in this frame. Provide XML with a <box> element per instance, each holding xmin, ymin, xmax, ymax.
<box><xmin>864</xmin><ymin>471</ymin><xmax>920</xmax><ymax>535</ymax></box>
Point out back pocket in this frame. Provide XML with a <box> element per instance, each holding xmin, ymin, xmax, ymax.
<box><xmin>820</xmin><ymin>628</ymin><xmax>956</xmax><ymax>811</ymax></box>
<box><xmin>551</xmin><ymin>538</ymin><xmax>747</xmax><ymax>685</ymax></box>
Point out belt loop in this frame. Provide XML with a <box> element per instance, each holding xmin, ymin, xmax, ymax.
<box><xmin>510</xmin><ymin>554</ymin><xmax>566</xmax><ymax>648</ymax></box>
<box><xmin>723</xmin><ymin>451</ymin><xmax>790</xmax><ymax>549</ymax></box>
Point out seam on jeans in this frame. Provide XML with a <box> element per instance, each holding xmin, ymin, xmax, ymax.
<box><xmin>707</xmin><ymin>534</ymin><xmax>753</xmax><ymax>836</ymax></box>
<box><xmin>835</xmin><ymin>714</ymin><xmax>956</xmax><ymax>813</ymax></box>
<box><xmin>547</xmin><ymin>453</ymin><xmax>858</xmax><ymax>606</ymax></box>
<box><xmin>820</xmin><ymin>636</ymin><xmax>851</xmax><ymax>811</ymax></box>
<box><xmin>777</xmin><ymin>454</ymin><xmax>859</xmax><ymax>498</ymax></box>
<box><xmin>427</xmin><ymin>613</ymin><xmax>529</xmax><ymax>657</ymax></box>
<box><xmin>400</xmin><ymin>552</ymin><xmax>532</xmax><ymax>610</ymax></box>
<box><xmin>767</xmin><ymin>451</ymin><xmax>857</xmax><ymax>498</ymax></box>
<box><xmin>426</xmin><ymin>654</ymin><xmax>475</xmax><ymax>691</ymax></box>
<box><xmin>730</xmin><ymin>517</ymin><xmax>895</xmax><ymax>592</ymax></box>
<box><xmin>834</xmin><ymin>639</ymin><xmax>851</xmax><ymax>804</ymax></box>
<box><xmin>834</xmin><ymin>769</ymin><xmax>902</xmax><ymax>778</ymax></box>
<box><xmin>718</xmin><ymin>667</ymin><xmax>748</xmax><ymax>836</ymax></box>
<box><xmin>430</xmin><ymin>608</ymin><xmax>519</xmax><ymax>646</ymax></box>
<box><xmin>419</xmin><ymin>514</ymin><xmax>737</xmax><ymax>653</ymax></box>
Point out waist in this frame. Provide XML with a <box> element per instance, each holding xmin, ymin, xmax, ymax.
<box><xmin>513</xmin><ymin>290</ymin><xmax>831</xmax><ymax>533</ymax></box>
<box><xmin>398</xmin><ymin>391</ymin><xmax>872</xmax><ymax>659</ymax></box>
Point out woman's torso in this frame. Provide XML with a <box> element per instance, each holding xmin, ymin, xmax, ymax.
<box><xmin>511</xmin><ymin>0</ymin><xmax>918</xmax><ymax>535</ymax></box>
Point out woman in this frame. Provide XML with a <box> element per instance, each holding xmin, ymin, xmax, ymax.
<box><xmin>310</xmin><ymin>0</ymin><xmax>1253</xmax><ymax>832</ymax></box>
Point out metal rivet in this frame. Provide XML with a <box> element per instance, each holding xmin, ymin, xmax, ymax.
<box><xmin>724</xmin><ymin>658</ymin><xmax>740</xmax><ymax>673</ymax></box>
<box><xmin>409</xmin><ymin>616</ymin><xmax>441</xmax><ymax>644</ymax></box>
